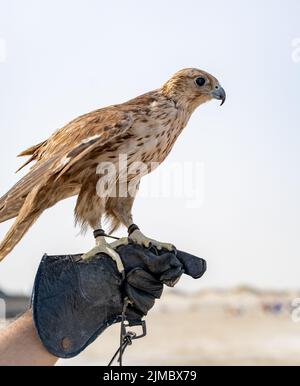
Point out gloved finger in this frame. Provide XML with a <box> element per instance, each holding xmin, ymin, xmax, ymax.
<box><xmin>145</xmin><ymin>252</ymin><xmax>182</xmax><ymax>276</ymax></box>
<box><xmin>126</xmin><ymin>268</ymin><xmax>163</xmax><ymax>298</ymax></box>
<box><xmin>125</xmin><ymin>283</ymin><xmax>156</xmax><ymax>315</ymax></box>
<box><xmin>159</xmin><ymin>266</ymin><xmax>184</xmax><ymax>287</ymax></box>
<box><xmin>117</xmin><ymin>244</ymin><xmax>184</xmax><ymax>282</ymax></box>
<box><xmin>117</xmin><ymin>244</ymin><xmax>182</xmax><ymax>276</ymax></box>
<box><xmin>176</xmin><ymin>250</ymin><xmax>207</xmax><ymax>279</ymax></box>
<box><xmin>117</xmin><ymin>245</ymin><xmax>152</xmax><ymax>273</ymax></box>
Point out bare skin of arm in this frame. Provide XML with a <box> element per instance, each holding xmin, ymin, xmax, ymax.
<box><xmin>0</xmin><ymin>310</ymin><xmax>58</xmax><ymax>366</ymax></box>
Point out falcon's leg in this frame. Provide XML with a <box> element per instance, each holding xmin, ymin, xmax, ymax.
<box><xmin>76</xmin><ymin>185</ymin><xmax>127</xmax><ymax>272</ymax></box>
<box><xmin>81</xmin><ymin>229</ymin><xmax>128</xmax><ymax>273</ymax></box>
<box><xmin>107</xmin><ymin>194</ymin><xmax>174</xmax><ymax>252</ymax></box>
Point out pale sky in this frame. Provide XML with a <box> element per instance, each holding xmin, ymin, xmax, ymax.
<box><xmin>0</xmin><ymin>0</ymin><xmax>299</xmax><ymax>294</ymax></box>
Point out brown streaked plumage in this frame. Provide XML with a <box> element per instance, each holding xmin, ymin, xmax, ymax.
<box><xmin>0</xmin><ymin>68</ymin><xmax>226</xmax><ymax>261</ymax></box>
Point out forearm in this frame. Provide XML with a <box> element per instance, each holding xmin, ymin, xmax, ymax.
<box><xmin>0</xmin><ymin>309</ymin><xmax>58</xmax><ymax>366</ymax></box>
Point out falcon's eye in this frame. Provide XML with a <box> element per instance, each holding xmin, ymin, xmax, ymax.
<box><xmin>195</xmin><ymin>77</ymin><xmax>206</xmax><ymax>87</ymax></box>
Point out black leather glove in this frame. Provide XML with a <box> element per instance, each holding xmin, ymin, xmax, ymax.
<box><xmin>32</xmin><ymin>242</ymin><xmax>206</xmax><ymax>359</ymax></box>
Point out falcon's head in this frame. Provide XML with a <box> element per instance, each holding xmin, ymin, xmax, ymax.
<box><xmin>161</xmin><ymin>68</ymin><xmax>226</xmax><ymax>111</ymax></box>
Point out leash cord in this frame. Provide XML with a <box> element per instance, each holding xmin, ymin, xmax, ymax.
<box><xmin>108</xmin><ymin>299</ymin><xmax>135</xmax><ymax>366</ymax></box>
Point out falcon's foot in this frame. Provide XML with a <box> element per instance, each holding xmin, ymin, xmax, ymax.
<box><xmin>129</xmin><ymin>229</ymin><xmax>174</xmax><ymax>251</ymax></box>
<box><xmin>81</xmin><ymin>237</ymin><xmax>128</xmax><ymax>273</ymax></box>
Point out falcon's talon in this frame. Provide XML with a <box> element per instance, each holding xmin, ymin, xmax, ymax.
<box><xmin>81</xmin><ymin>239</ymin><xmax>124</xmax><ymax>273</ymax></box>
<box><xmin>110</xmin><ymin>237</ymin><xmax>129</xmax><ymax>249</ymax></box>
<box><xmin>129</xmin><ymin>229</ymin><xmax>174</xmax><ymax>252</ymax></box>
<box><xmin>81</xmin><ymin>245</ymin><xmax>116</xmax><ymax>261</ymax></box>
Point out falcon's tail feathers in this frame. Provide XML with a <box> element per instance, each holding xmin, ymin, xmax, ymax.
<box><xmin>0</xmin><ymin>195</ymin><xmax>26</xmax><ymax>223</ymax></box>
<box><xmin>0</xmin><ymin>187</ymin><xmax>42</xmax><ymax>262</ymax></box>
<box><xmin>0</xmin><ymin>156</ymin><xmax>57</xmax><ymax>225</ymax></box>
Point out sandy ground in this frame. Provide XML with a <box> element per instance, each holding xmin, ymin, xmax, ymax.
<box><xmin>53</xmin><ymin>290</ymin><xmax>300</xmax><ymax>366</ymax></box>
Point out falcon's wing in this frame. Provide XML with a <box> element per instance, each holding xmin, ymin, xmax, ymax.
<box><xmin>0</xmin><ymin>107</ymin><xmax>133</xmax><ymax>219</ymax></box>
<box><xmin>21</xmin><ymin>106</ymin><xmax>133</xmax><ymax>175</ymax></box>
<box><xmin>19</xmin><ymin>107</ymin><xmax>133</xmax><ymax>167</ymax></box>
<box><xmin>48</xmin><ymin>109</ymin><xmax>134</xmax><ymax>179</ymax></box>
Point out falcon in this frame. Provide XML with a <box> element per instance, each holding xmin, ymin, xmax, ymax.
<box><xmin>0</xmin><ymin>68</ymin><xmax>226</xmax><ymax>264</ymax></box>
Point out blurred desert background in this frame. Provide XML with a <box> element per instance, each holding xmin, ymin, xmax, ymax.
<box><xmin>60</xmin><ymin>288</ymin><xmax>300</xmax><ymax>366</ymax></box>
<box><xmin>2</xmin><ymin>287</ymin><xmax>300</xmax><ymax>366</ymax></box>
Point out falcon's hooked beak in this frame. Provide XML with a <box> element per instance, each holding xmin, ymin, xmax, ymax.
<box><xmin>211</xmin><ymin>85</ymin><xmax>226</xmax><ymax>106</ymax></box>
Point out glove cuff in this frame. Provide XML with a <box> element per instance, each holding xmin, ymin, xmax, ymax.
<box><xmin>32</xmin><ymin>254</ymin><xmax>124</xmax><ymax>358</ymax></box>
